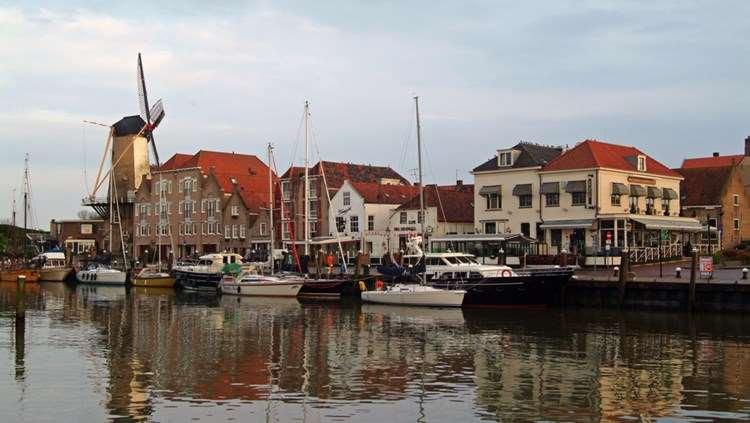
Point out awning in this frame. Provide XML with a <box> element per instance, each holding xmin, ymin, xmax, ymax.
<box><xmin>539</xmin><ymin>219</ymin><xmax>595</xmax><ymax>229</ymax></box>
<box><xmin>630</xmin><ymin>184</ymin><xmax>646</xmax><ymax>197</ymax></box>
<box><xmin>612</xmin><ymin>183</ymin><xmax>629</xmax><ymax>195</ymax></box>
<box><xmin>479</xmin><ymin>185</ymin><xmax>501</xmax><ymax>196</ymax></box>
<box><xmin>540</xmin><ymin>182</ymin><xmax>559</xmax><ymax>194</ymax></box>
<box><xmin>512</xmin><ymin>184</ymin><xmax>532</xmax><ymax>196</ymax></box>
<box><xmin>662</xmin><ymin>188</ymin><xmax>678</xmax><ymax>199</ymax></box>
<box><xmin>565</xmin><ymin>180</ymin><xmax>586</xmax><ymax>193</ymax></box>
<box><xmin>646</xmin><ymin>186</ymin><xmax>662</xmax><ymax>198</ymax></box>
<box><xmin>630</xmin><ymin>216</ymin><xmax>703</xmax><ymax>232</ymax></box>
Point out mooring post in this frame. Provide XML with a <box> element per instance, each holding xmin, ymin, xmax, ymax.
<box><xmin>16</xmin><ymin>275</ymin><xmax>25</xmax><ymax>319</ymax></box>
<box><xmin>689</xmin><ymin>248</ymin><xmax>698</xmax><ymax>312</ymax></box>
<box><xmin>742</xmin><ymin>268</ymin><xmax>748</xmax><ymax>280</ymax></box>
<box><xmin>618</xmin><ymin>249</ymin><xmax>629</xmax><ymax>306</ymax></box>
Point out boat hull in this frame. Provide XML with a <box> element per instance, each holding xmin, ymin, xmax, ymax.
<box><xmin>76</xmin><ymin>270</ymin><xmax>127</xmax><ymax>285</ymax></box>
<box><xmin>221</xmin><ymin>280</ymin><xmax>303</xmax><ymax>297</ymax></box>
<box><xmin>39</xmin><ymin>267</ymin><xmax>73</xmax><ymax>282</ymax></box>
<box><xmin>173</xmin><ymin>269</ymin><xmax>222</xmax><ymax>293</ymax></box>
<box><xmin>431</xmin><ymin>269</ymin><xmax>573</xmax><ymax>307</ymax></box>
<box><xmin>361</xmin><ymin>284</ymin><xmax>465</xmax><ymax>307</ymax></box>
<box><xmin>132</xmin><ymin>276</ymin><xmax>176</xmax><ymax>288</ymax></box>
<box><xmin>299</xmin><ymin>278</ymin><xmax>354</xmax><ymax>299</ymax></box>
<box><xmin>1</xmin><ymin>269</ymin><xmax>41</xmax><ymax>282</ymax></box>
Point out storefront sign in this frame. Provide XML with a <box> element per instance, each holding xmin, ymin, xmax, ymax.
<box><xmin>699</xmin><ymin>256</ymin><xmax>713</xmax><ymax>276</ymax></box>
<box><xmin>627</xmin><ymin>176</ymin><xmax>657</xmax><ymax>185</ymax></box>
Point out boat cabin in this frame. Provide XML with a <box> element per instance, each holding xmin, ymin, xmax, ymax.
<box><xmin>402</xmin><ymin>252</ymin><xmax>516</xmax><ymax>280</ymax></box>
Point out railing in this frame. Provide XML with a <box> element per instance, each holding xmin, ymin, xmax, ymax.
<box><xmin>628</xmin><ymin>244</ymin><xmax>682</xmax><ymax>263</ymax></box>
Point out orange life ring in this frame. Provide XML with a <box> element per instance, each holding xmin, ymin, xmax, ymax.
<box><xmin>375</xmin><ymin>279</ymin><xmax>385</xmax><ymax>291</ymax></box>
<box><xmin>501</xmin><ymin>269</ymin><xmax>512</xmax><ymax>278</ymax></box>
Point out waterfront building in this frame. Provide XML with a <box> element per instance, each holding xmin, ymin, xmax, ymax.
<box><xmin>279</xmin><ymin>161</ymin><xmax>409</xmax><ymax>253</ymax></box>
<box><xmin>49</xmin><ymin>218</ymin><xmax>106</xmax><ymax>256</ymax></box>
<box><xmin>389</xmin><ymin>182</ymin><xmax>475</xmax><ymax>253</ymax></box>
<box><xmin>326</xmin><ymin>180</ymin><xmax>417</xmax><ymax>262</ymax></box>
<box><xmin>473</xmin><ymin>140</ymin><xmax>702</xmax><ymax>264</ymax></box>
<box><xmin>132</xmin><ymin>150</ymin><xmax>273</xmax><ymax>261</ymax></box>
<box><xmin>677</xmin><ymin>139</ymin><xmax>750</xmax><ymax>250</ymax></box>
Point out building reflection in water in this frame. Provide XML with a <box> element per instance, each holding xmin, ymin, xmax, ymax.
<box><xmin>0</xmin><ymin>282</ymin><xmax>749</xmax><ymax>422</ymax></box>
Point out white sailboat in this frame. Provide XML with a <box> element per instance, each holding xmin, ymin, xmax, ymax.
<box><xmin>220</xmin><ymin>143</ymin><xmax>303</xmax><ymax>297</ymax></box>
<box><xmin>361</xmin><ymin>96</ymin><xmax>466</xmax><ymax>307</ymax></box>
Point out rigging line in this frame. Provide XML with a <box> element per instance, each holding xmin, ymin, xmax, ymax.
<box><xmin>397</xmin><ymin>103</ymin><xmax>415</xmax><ymax>178</ymax></box>
<box><xmin>82</xmin><ymin>122</ymin><xmax>90</xmax><ymax>195</ymax></box>
<box><xmin>286</xmin><ymin>104</ymin><xmax>307</xmax><ymax>172</ymax></box>
<box><xmin>422</xmin><ymin>132</ymin><xmax>448</xmax><ymax>223</ymax></box>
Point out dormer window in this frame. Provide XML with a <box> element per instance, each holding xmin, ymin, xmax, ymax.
<box><xmin>637</xmin><ymin>155</ymin><xmax>647</xmax><ymax>172</ymax></box>
<box><xmin>498</xmin><ymin>151</ymin><xmax>513</xmax><ymax>167</ymax></box>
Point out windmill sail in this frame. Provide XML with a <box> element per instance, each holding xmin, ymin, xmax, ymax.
<box><xmin>137</xmin><ymin>52</ymin><xmax>162</xmax><ymax>165</ymax></box>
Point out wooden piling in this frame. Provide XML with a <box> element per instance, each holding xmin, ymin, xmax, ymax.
<box><xmin>689</xmin><ymin>250</ymin><xmax>698</xmax><ymax>312</ymax></box>
<box><xmin>618</xmin><ymin>250</ymin><xmax>629</xmax><ymax>306</ymax></box>
<box><xmin>16</xmin><ymin>275</ymin><xmax>25</xmax><ymax>319</ymax></box>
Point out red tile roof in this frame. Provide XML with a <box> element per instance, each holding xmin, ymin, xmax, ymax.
<box><xmin>350</xmin><ymin>182</ymin><xmax>418</xmax><ymax>204</ymax></box>
<box><xmin>542</xmin><ymin>140</ymin><xmax>681</xmax><ymax>177</ymax></box>
<box><xmin>675</xmin><ymin>166</ymin><xmax>733</xmax><ymax>206</ymax></box>
<box><xmin>159</xmin><ymin>150</ymin><xmax>275</xmax><ymax>212</ymax></box>
<box><xmin>281</xmin><ymin>161</ymin><xmax>410</xmax><ymax>188</ymax></box>
<box><xmin>681</xmin><ymin>154</ymin><xmax>745</xmax><ymax>169</ymax></box>
<box><xmin>397</xmin><ymin>185</ymin><xmax>474</xmax><ymax>223</ymax></box>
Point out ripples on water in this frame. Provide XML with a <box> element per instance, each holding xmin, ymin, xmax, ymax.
<box><xmin>0</xmin><ymin>282</ymin><xmax>749</xmax><ymax>422</ymax></box>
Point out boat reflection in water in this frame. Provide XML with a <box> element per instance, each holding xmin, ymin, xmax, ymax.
<box><xmin>1</xmin><ymin>283</ymin><xmax>750</xmax><ymax>422</ymax></box>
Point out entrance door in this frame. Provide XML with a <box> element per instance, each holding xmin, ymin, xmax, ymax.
<box><xmin>569</xmin><ymin>228</ymin><xmax>586</xmax><ymax>255</ymax></box>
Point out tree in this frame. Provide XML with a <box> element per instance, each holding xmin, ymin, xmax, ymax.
<box><xmin>77</xmin><ymin>209</ymin><xmax>99</xmax><ymax>220</ymax></box>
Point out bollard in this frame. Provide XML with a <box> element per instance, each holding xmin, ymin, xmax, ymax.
<box><xmin>675</xmin><ymin>267</ymin><xmax>681</xmax><ymax>279</ymax></box>
<box><xmin>613</xmin><ymin>266</ymin><xmax>619</xmax><ymax>278</ymax></box>
<box><xmin>618</xmin><ymin>250</ymin><xmax>630</xmax><ymax>306</ymax></box>
<box><xmin>743</xmin><ymin>268</ymin><xmax>748</xmax><ymax>280</ymax></box>
<box><xmin>689</xmin><ymin>249</ymin><xmax>698</xmax><ymax>312</ymax></box>
<box><xmin>16</xmin><ymin>275</ymin><xmax>26</xmax><ymax>319</ymax></box>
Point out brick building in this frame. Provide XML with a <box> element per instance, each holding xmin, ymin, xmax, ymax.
<box><xmin>132</xmin><ymin>150</ymin><xmax>274</xmax><ymax>262</ymax></box>
<box><xmin>49</xmin><ymin>218</ymin><xmax>106</xmax><ymax>256</ymax></box>
<box><xmin>279</xmin><ymin>161</ymin><xmax>409</xmax><ymax>253</ymax></box>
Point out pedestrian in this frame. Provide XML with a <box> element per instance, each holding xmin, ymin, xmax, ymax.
<box><xmin>326</xmin><ymin>251</ymin><xmax>334</xmax><ymax>276</ymax></box>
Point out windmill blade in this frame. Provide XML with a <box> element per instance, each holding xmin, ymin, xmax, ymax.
<box><xmin>136</xmin><ymin>52</ymin><xmax>162</xmax><ymax>165</ymax></box>
<box><xmin>149</xmin><ymin>99</ymin><xmax>165</xmax><ymax>129</ymax></box>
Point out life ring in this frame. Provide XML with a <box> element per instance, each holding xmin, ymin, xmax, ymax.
<box><xmin>501</xmin><ymin>269</ymin><xmax>512</xmax><ymax>278</ymax></box>
<box><xmin>375</xmin><ymin>279</ymin><xmax>385</xmax><ymax>291</ymax></box>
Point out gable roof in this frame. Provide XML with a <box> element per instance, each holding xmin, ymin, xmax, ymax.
<box><xmin>396</xmin><ymin>184</ymin><xmax>474</xmax><ymax>223</ymax></box>
<box><xmin>281</xmin><ymin>161</ymin><xmax>410</xmax><ymax>189</ymax></box>
<box><xmin>542</xmin><ymin>139</ymin><xmax>680</xmax><ymax>177</ymax></box>
<box><xmin>681</xmin><ymin>154</ymin><xmax>745</xmax><ymax>169</ymax></box>
<box><xmin>473</xmin><ymin>142</ymin><xmax>563</xmax><ymax>172</ymax></box>
<box><xmin>159</xmin><ymin>153</ymin><xmax>193</xmax><ymax>171</ymax></box>
<box><xmin>676</xmin><ymin>166</ymin><xmax>733</xmax><ymax>206</ymax></box>
<box><xmin>349</xmin><ymin>181</ymin><xmax>417</xmax><ymax>205</ymax></box>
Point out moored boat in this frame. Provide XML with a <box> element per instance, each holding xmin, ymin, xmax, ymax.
<box><xmin>220</xmin><ymin>273</ymin><xmax>303</xmax><ymax>297</ymax></box>
<box><xmin>298</xmin><ymin>277</ymin><xmax>354</xmax><ymax>299</ymax></box>
<box><xmin>76</xmin><ymin>263</ymin><xmax>128</xmax><ymax>285</ymax></box>
<box><xmin>173</xmin><ymin>253</ymin><xmax>244</xmax><ymax>293</ymax></box>
<box><xmin>361</xmin><ymin>283</ymin><xmax>465</xmax><ymax>307</ymax></box>
<box><xmin>34</xmin><ymin>251</ymin><xmax>73</xmax><ymax>282</ymax></box>
<box><xmin>0</xmin><ymin>268</ymin><xmax>41</xmax><ymax>282</ymax></box>
<box><xmin>132</xmin><ymin>267</ymin><xmax>176</xmax><ymax>288</ymax></box>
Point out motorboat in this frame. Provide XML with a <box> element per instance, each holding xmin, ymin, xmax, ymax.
<box><xmin>132</xmin><ymin>266</ymin><xmax>176</xmax><ymax>288</ymax></box>
<box><xmin>172</xmin><ymin>253</ymin><xmax>245</xmax><ymax>292</ymax></box>
<box><xmin>220</xmin><ymin>273</ymin><xmax>303</xmax><ymax>297</ymax></box>
<box><xmin>361</xmin><ymin>283</ymin><xmax>465</xmax><ymax>307</ymax></box>
<box><xmin>76</xmin><ymin>262</ymin><xmax>128</xmax><ymax>285</ymax></box>
<box><xmin>33</xmin><ymin>251</ymin><xmax>73</xmax><ymax>282</ymax></box>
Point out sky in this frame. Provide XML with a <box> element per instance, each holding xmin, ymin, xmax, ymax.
<box><xmin>1</xmin><ymin>0</ymin><xmax>749</xmax><ymax>228</ymax></box>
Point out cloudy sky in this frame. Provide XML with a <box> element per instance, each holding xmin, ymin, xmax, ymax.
<box><xmin>1</xmin><ymin>0</ymin><xmax>749</xmax><ymax>228</ymax></box>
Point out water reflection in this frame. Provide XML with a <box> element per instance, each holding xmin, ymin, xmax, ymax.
<box><xmin>0</xmin><ymin>282</ymin><xmax>749</xmax><ymax>422</ymax></box>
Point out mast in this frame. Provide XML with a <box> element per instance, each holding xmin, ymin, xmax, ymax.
<box><xmin>268</xmin><ymin>143</ymin><xmax>275</xmax><ymax>274</ymax></box>
<box><xmin>414</xmin><ymin>96</ymin><xmax>426</xmax><ymax>284</ymax></box>
<box><xmin>11</xmin><ymin>189</ymin><xmax>16</xmax><ymax>228</ymax></box>
<box><xmin>303</xmin><ymin>101</ymin><xmax>310</xmax><ymax>256</ymax></box>
<box><xmin>23</xmin><ymin>153</ymin><xmax>29</xmax><ymax>232</ymax></box>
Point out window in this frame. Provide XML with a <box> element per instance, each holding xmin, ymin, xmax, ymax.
<box><xmin>586</xmin><ymin>178</ymin><xmax>593</xmax><ymax>207</ymax></box>
<box><xmin>417</xmin><ymin>211</ymin><xmax>423</xmax><ymax>223</ymax></box>
<box><xmin>498</xmin><ymin>151</ymin><xmax>512</xmax><ymax>166</ymax></box>
<box><xmin>484</xmin><ymin>222</ymin><xmax>496</xmax><ymax>234</ymax></box>
<box><xmin>611</xmin><ymin>195</ymin><xmax>621</xmax><ymax>206</ymax></box>
<box><xmin>734</xmin><ymin>194</ymin><xmax>740</xmax><ymax>206</ymax></box>
<box><xmin>231</xmin><ymin>205</ymin><xmax>240</xmax><ymax>216</ymax></box>
<box><xmin>309</xmin><ymin>184</ymin><xmax>318</xmax><ymax>199</ymax></box>
<box><xmin>661</xmin><ymin>198</ymin><xmax>670</xmax><ymax>214</ymax></box>
<box><xmin>486</xmin><ymin>193</ymin><xmax>501</xmax><ymax>209</ymax></box>
<box><xmin>646</xmin><ymin>197</ymin><xmax>655</xmax><ymax>214</ymax></box>
<box><xmin>519</xmin><ymin>195</ymin><xmax>532</xmax><ymax>208</ymax></box>
<box><xmin>520</xmin><ymin>222</ymin><xmax>530</xmax><ymax>237</ymax></box>
<box><xmin>536</xmin><ymin>223</ymin><xmax>545</xmax><ymax>242</ymax></box>
<box><xmin>367</xmin><ymin>215</ymin><xmax>375</xmax><ymax>231</ymax></box>
<box><xmin>281</xmin><ymin>181</ymin><xmax>291</xmax><ymax>201</ymax></box>
<box><xmin>343</xmin><ymin>191</ymin><xmax>351</xmax><ymax>206</ymax></box>
<box><xmin>350</xmin><ymin>216</ymin><xmax>359</xmax><ymax>233</ymax></box>
<box><xmin>232</xmin><ymin>224</ymin><xmax>238</xmax><ymax>239</ymax></box>
<box><xmin>206</xmin><ymin>198</ymin><xmax>218</xmax><ymax>218</ymax></box>
<box><xmin>239</xmin><ymin>225</ymin><xmax>246</xmax><ymax>239</ymax></box>
<box><xmin>309</xmin><ymin>221</ymin><xmax>318</xmax><ymax>238</ymax></box>
<box><xmin>260</xmin><ymin>222</ymin><xmax>267</xmax><ymax>236</ymax></box>
<box><xmin>309</xmin><ymin>200</ymin><xmax>318</xmax><ymax>220</ymax></box>
<box><xmin>551</xmin><ymin>229</ymin><xmax>562</xmax><ymax>247</ymax></box>
<box><xmin>629</xmin><ymin>196</ymin><xmax>639</xmax><ymax>213</ymax></box>
<box><xmin>545</xmin><ymin>193</ymin><xmax>559</xmax><ymax>207</ymax></box>
<box><xmin>637</xmin><ymin>155</ymin><xmax>647</xmax><ymax>172</ymax></box>
<box><xmin>571</xmin><ymin>192</ymin><xmax>586</xmax><ymax>206</ymax></box>
<box><xmin>225</xmin><ymin>225</ymin><xmax>231</xmax><ymax>239</ymax></box>
<box><xmin>734</xmin><ymin>219</ymin><xmax>740</xmax><ymax>231</ymax></box>
<box><xmin>399</xmin><ymin>212</ymin><xmax>407</xmax><ymax>224</ymax></box>
<box><xmin>708</xmin><ymin>218</ymin><xmax>718</xmax><ymax>228</ymax></box>
<box><xmin>336</xmin><ymin>216</ymin><xmax>346</xmax><ymax>233</ymax></box>
<box><xmin>282</xmin><ymin>223</ymin><xmax>290</xmax><ymax>240</ymax></box>
<box><xmin>183</xmin><ymin>200</ymin><xmax>195</xmax><ymax>216</ymax></box>
<box><xmin>81</xmin><ymin>224</ymin><xmax>93</xmax><ymax>234</ymax></box>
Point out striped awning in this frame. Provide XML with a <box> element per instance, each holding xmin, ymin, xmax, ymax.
<box><xmin>512</xmin><ymin>184</ymin><xmax>532</xmax><ymax>196</ymax></box>
<box><xmin>630</xmin><ymin>184</ymin><xmax>646</xmax><ymax>197</ymax></box>
<box><xmin>479</xmin><ymin>185</ymin><xmax>501</xmax><ymax>196</ymax></box>
<box><xmin>662</xmin><ymin>188</ymin><xmax>678</xmax><ymax>199</ymax></box>
<box><xmin>612</xmin><ymin>183</ymin><xmax>629</xmax><ymax>195</ymax></box>
<box><xmin>630</xmin><ymin>217</ymin><xmax>703</xmax><ymax>232</ymax></box>
<box><xmin>565</xmin><ymin>180</ymin><xmax>586</xmax><ymax>193</ymax></box>
<box><xmin>647</xmin><ymin>186</ymin><xmax>662</xmax><ymax>198</ymax></box>
<box><xmin>540</xmin><ymin>182</ymin><xmax>559</xmax><ymax>194</ymax></box>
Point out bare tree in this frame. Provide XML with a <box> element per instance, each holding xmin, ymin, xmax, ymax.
<box><xmin>77</xmin><ymin>209</ymin><xmax>99</xmax><ymax>220</ymax></box>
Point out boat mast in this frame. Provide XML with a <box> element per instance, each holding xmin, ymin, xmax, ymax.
<box><xmin>414</xmin><ymin>96</ymin><xmax>426</xmax><ymax>284</ymax></box>
<box><xmin>268</xmin><ymin>142</ymin><xmax>275</xmax><ymax>275</ymax></box>
<box><xmin>303</xmin><ymin>101</ymin><xmax>310</xmax><ymax>256</ymax></box>
<box><xmin>23</xmin><ymin>153</ymin><xmax>29</xmax><ymax>232</ymax></box>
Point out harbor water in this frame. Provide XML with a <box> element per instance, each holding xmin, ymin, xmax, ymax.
<box><xmin>1</xmin><ymin>282</ymin><xmax>749</xmax><ymax>422</ymax></box>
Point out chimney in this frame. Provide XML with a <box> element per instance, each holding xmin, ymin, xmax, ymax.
<box><xmin>713</xmin><ymin>152</ymin><xmax>720</xmax><ymax>157</ymax></box>
<box><xmin>745</xmin><ymin>136</ymin><xmax>750</xmax><ymax>156</ymax></box>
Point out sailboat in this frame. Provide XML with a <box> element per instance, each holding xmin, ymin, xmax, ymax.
<box><xmin>219</xmin><ymin>143</ymin><xmax>304</xmax><ymax>297</ymax></box>
<box><xmin>360</xmin><ymin>96</ymin><xmax>466</xmax><ymax>307</ymax></box>
<box><xmin>1</xmin><ymin>155</ymin><xmax>41</xmax><ymax>283</ymax></box>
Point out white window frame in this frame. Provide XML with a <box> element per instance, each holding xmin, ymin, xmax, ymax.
<box><xmin>231</xmin><ymin>205</ymin><xmax>240</xmax><ymax>217</ymax></box>
<box><xmin>734</xmin><ymin>194</ymin><xmax>740</xmax><ymax>207</ymax></box>
<box><xmin>260</xmin><ymin>222</ymin><xmax>267</xmax><ymax>236</ymax></box>
<box><xmin>734</xmin><ymin>218</ymin><xmax>740</xmax><ymax>231</ymax></box>
<box><xmin>637</xmin><ymin>155</ymin><xmax>647</xmax><ymax>172</ymax></box>
<box><xmin>343</xmin><ymin>191</ymin><xmax>351</xmax><ymax>206</ymax></box>
<box><xmin>498</xmin><ymin>151</ymin><xmax>512</xmax><ymax>166</ymax></box>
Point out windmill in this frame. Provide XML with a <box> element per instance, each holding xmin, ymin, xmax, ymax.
<box><xmin>137</xmin><ymin>52</ymin><xmax>166</xmax><ymax>167</ymax></box>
